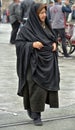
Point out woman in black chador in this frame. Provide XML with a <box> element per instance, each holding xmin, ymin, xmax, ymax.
<box><xmin>16</xmin><ymin>2</ymin><xmax>60</xmax><ymax>126</ymax></box>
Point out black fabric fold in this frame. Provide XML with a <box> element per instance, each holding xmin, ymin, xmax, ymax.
<box><xmin>15</xmin><ymin>3</ymin><xmax>60</xmax><ymax>96</ymax></box>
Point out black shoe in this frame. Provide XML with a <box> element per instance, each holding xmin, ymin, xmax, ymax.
<box><xmin>33</xmin><ymin>118</ymin><xmax>43</xmax><ymax>126</ymax></box>
<box><xmin>64</xmin><ymin>55</ymin><xmax>72</xmax><ymax>59</ymax></box>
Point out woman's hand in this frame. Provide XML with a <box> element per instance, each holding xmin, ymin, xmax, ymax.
<box><xmin>33</xmin><ymin>41</ymin><xmax>44</xmax><ymax>49</ymax></box>
<box><xmin>52</xmin><ymin>42</ymin><xmax>57</xmax><ymax>51</ymax></box>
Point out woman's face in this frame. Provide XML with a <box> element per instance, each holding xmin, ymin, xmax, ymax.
<box><xmin>38</xmin><ymin>8</ymin><xmax>47</xmax><ymax>22</ymax></box>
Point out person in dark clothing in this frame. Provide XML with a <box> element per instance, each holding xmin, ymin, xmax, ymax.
<box><xmin>50</xmin><ymin>0</ymin><xmax>72</xmax><ymax>57</ymax></box>
<box><xmin>20</xmin><ymin>0</ymin><xmax>34</xmax><ymax>24</ymax></box>
<box><xmin>9</xmin><ymin>0</ymin><xmax>21</xmax><ymax>44</ymax></box>
<box><xmin>15</xmin><ymin>3</ymin><xmax>60</xmax><ymax>126</ymax></box>
<box><xmin>47</xmin><ymin>0</ymin><xmax>54</xmax><ymax>23</ymax></box>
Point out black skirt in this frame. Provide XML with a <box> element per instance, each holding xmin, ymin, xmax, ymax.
<box><xmin>23</xmin><ymin>66</ymin><xmax>59</xmax><ymax>112</ymax></box>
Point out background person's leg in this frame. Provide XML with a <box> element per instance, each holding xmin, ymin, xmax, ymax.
<box><xmin>59</xmin><ymin>28</ymin><xmax>69</xmax><ymax>57</ymax></box>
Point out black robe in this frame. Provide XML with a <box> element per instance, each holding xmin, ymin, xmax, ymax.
<box><xmin>16</xmin><ymin>3</ymin><xmax>60</xmax><ymax>97</ymax></box>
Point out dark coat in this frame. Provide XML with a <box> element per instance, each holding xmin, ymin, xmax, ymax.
<box><xmin>20</xmin><ymin>0</ymin><xmax>34</xmax><ymax>20</ymax></box>
<box><xmin>9</xmin><ymin>2</ymin><xmax>21</xmax><ymax>24</ymax></box>
<box><xmin>16</xmin><ymin>3</ymin><xmax>60</xmax><ymax>97</ymax></box>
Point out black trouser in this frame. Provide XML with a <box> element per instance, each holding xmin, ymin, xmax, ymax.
<box><xmin>53</xmin><ymin>28</ymin><xmax>69</xmax><ymax>57</ymax></box>
<box><xmin>10</xmin><ymin>20</ymin><xmax>20</xmax><ymax>44</ymax></box>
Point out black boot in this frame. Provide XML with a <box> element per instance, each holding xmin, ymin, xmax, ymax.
<box><xmin>33</xmin><ymin>117</ymin><xmax>43</xmax><ymax>126</ymax></box>
<box><xmin>32</xmin><ymin>112</ymin><xmax>43</xmax><ymax>126</ymax></box>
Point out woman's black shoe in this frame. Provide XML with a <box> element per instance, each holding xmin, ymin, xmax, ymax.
<box><xmin>33</xmin><ymin>118</ymin><xmax>43</xmax><ymax>126</ymax></box>
<box><xmin>27</xmin><ymin>110</ymin><xmax>42</xmax><ymax>125</ymax></box>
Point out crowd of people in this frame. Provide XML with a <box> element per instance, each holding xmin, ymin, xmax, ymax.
<box><xmin>8</xmin><ymin>0</ymin><xmax>74</xmax><ymax>53</ymax></box>
<box><xmin>1</xmin><ymin>0</ymin><xmax>74</xmax><ymax>47</ymax></box>
<box><xmin>3</xmin><ymin>0</ymin><xmax>74</xmax><ymax>126</ymax></box>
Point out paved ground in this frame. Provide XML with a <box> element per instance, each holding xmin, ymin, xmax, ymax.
<box><xmin>0</xmin><ymin>23</ymin><xmax>75</xmax><ymax>130</ymax></box>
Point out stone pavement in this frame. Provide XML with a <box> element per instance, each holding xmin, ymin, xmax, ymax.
<box><xmin>0</xmin><ymin>23</ymin><xmax>75</xmax><ymax>130</ymax></box>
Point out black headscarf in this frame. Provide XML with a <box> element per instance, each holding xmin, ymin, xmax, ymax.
<box><xmin>24</xmin><ymin>2</ymin><xmax>57</xmax><ymax>44</ymax></box>
<box><xmin>16</xmin><ymin>3</ymin><xmax>60</xmax><ymax>96</ymax></box>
